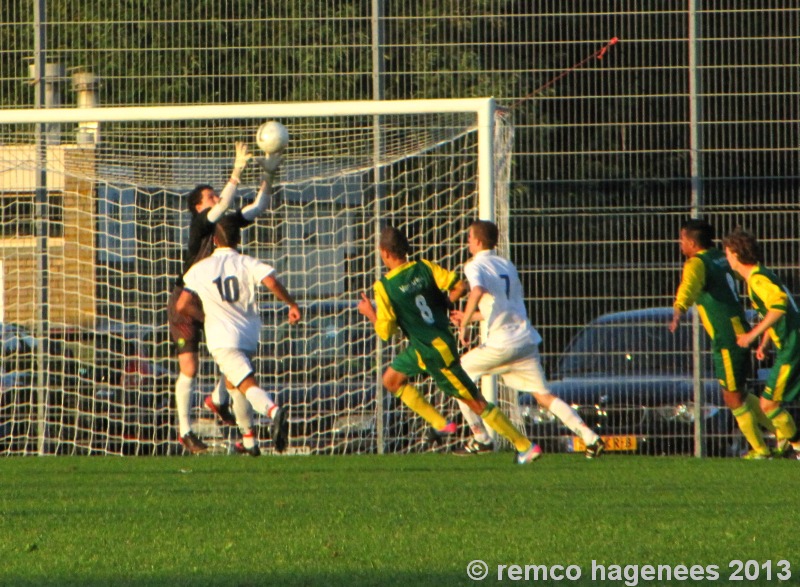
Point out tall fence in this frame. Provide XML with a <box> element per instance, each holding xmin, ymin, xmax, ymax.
<box><xmin>0</xmin><ymin>2</ymin><xmax>797</xmax><ymax>456</ymax></box>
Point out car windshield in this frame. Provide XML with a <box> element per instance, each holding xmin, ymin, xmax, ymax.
<box><xmin>557</xmin><ymin>320</ymin><xmax>711</xmax><ymax>378</ymax></box>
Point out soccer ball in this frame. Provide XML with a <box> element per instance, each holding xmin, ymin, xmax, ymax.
<box><xmin>256</xmin><ymin>121</ymin><xmax>289</xmax><ymax>154</ymax></box>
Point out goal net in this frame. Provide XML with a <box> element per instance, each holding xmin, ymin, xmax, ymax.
<box><xmin>0</xmin><ymin>99</ymin><xmax>514</xmax><ymax>456</ymax></box>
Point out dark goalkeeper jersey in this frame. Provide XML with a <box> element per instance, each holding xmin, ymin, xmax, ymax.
<box><xmin>174</xmin><ymin>209</ymin><xmax>249</xmax><ymax>287</ymax></box>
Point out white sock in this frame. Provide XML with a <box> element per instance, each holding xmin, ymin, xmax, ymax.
<box><xmin>175</xmin><ymin>373</ymin><xmax>194</xmax><ymax>437</ymax></box>
<box><xmin>211</xmin><ymin>377</ymin><xmax>230</xmax><ymax>407</ymax></box>
<box><xmin>457</xmin><ymin>400</ymin><xmax>492</xmax><ymax>444</ymax></box>
<box><xmin>230</xmin><ymin>389</ymin><xmax>254</xmax><ymax>435</ymax></box>
<box><xmin>244</xmin><ymin>386</ymin><xmax>277</xmax><ymax>418</ymax></box>
<box><xmin>241</xmin><ymin>431</ymin><xmax>256</xmax><ymax>450</ymax></box>
<box><xmin>547</xmin><ymin>396</ymin><xmax>599</xmax><ymax>444</ymax></box>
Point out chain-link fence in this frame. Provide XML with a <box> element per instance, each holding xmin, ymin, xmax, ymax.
<box><xmin>1</xmin><ymin>2</ymin><xmax>797</xmax><ymax>456</ymax></box>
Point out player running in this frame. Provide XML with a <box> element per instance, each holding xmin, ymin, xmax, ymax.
<box><xmin>357</xmin><ymin>224</ymin><xmax>541</xmax><ymax>465</ymax></box>
<box><xmin>451</xmin><ymin>220</ymin><xmax>603</xmax><ymax>458</ymax></box>
<box><xmin>670</xmin><ymin>219</ymin><xmax>773</xmax><ymax>459</ymax></box>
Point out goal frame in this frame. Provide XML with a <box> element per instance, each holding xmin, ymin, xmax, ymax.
<box><xmin>1</xmin><ymin>98</ymin><xmax>504</xmax><ymax>455</ymax></box>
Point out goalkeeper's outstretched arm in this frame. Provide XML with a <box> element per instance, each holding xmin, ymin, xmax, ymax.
<box><xmin>208</xmin><ymin>141</ymin><xmax>252</xmax><ymax>223</ymax></box>
<box><xmin>241</xmin><ymin>153</ymin><xmax>283</xmax><ymax>221</ymax></box>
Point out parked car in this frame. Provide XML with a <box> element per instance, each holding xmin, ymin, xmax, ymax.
<box><xmin>0</xmin><ymin>321</ymin><xmax>88</xmax><ymax>401</ymax></box>
<box><xmin>519</xmin><ymin>307</ymin><xmax>786</xmax><ymax>457</ymax></box>
<box><xmin>0</xmin><ymin>322</ymin><xmax>89</xmax><ymax>452</ymax></box>
<box><xmin>50</xmin><ymin>322</ymin><xmax>175</xmax><ymax>453</ymax></box>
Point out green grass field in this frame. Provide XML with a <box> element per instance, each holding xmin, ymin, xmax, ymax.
<box><xmin>0</xmin><ymin>453</ymin><xmax>797</xmax><ymax>587</ymax></box>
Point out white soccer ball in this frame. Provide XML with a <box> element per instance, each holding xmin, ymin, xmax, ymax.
<box><xmin>256</xmin><ymin>121</ymin><xmax>289</xmax><ymax>154</ymax></box>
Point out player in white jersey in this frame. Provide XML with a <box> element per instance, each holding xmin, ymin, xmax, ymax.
<box><xmin>176</xmin><ymin>216</ymin><xmax>301</xmax><ymax>454</ymax></box>
<box><xmin>451</xmin><ymin>220</ymin><xmax>605</xmax><ymax>458</ymax></box>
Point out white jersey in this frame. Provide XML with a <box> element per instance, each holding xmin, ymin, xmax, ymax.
<box><xmin>182</xmin><ymin>247</ymin><xmax>275</xmax><ymax>353</ymax></box>
<box><xmin>463</xmin><ymin>249</ymin><xmax>542</xmax><ymax>348</ymax></box>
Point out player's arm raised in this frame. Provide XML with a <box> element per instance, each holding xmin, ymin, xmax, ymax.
<box><xmin>242</xmin><ymin>152</ymin><xmax>283</xmax><ymax>221</ymax></box>
<box><xmin>208</xmin><ymin>142</ymin><xmax>252</xmax><ymax>223</ymax></box>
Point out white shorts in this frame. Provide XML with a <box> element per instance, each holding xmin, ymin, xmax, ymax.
<box><xmin>210</xmin><ymin>348</ymin><xmax>255</xmax><ymax>387</ymax></box>
<box><xmin>460</xmin><ymin>342</ymin><xmax>550</xmax><ymax>395</ymax></box>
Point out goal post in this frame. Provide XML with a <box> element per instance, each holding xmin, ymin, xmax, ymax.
<box><xmin>0</xmin><ymin>98</ymin><xmax>514</xmax><ymax>456</ymax></box>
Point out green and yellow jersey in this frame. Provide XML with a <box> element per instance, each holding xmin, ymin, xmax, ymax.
<box><xmin>746</xmin><ymin>265</ymin><xmax>800</xmax><ymax>403</ymax></box>
<box><xmin>745</xmin><ymin>265</ymin><xmax>800</xmax><ymax>350</ymax></box>
<box><xmin>673</xmin><ymin>248</ymin><xmax>749</xmax><ymax>349</ymax></box>
<box><xmin>373</xmin><ymin>258</ymin><xmax>458</xmax><ymax>366</ymax></box>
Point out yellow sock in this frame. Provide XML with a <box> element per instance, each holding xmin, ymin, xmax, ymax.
<box><xmin>395</xmin><ymin>384</ymin><xmax>447</xmax><ymax>430</ymax></box>
<box><xmin>767</xmin><ymin>407</ymin><xmax>797</xmax><ymax>444</ymax></box>
<box><xmin>732</xmin><ymin>404</ymin><xmax>769</xmax><ymax>455</ymax></box>
<box><xmin>745</xmin><ymin>394</ymin><xmax>775</xmax><ymax>433</ymax></box>
<box><xmin>481</xmin><ymin>404</ymin><xmax>531</xmax><ymax>452</ymax></box>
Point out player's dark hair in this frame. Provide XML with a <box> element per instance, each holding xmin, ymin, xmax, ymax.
<box><xmin>379</xmin><ymin>225</ymin><xmax>410</xmax><ymax>258</ymax></box>
<box><xmin>470</xmin><ymin>220</ymin><xmax>499</xmax><ymax>249</ymax></box>
<box><xmin>214</xmin><ymin>215</ymin><xmax>241</xmax><ymax>249</ymax></box>
<box><xmin>187</xmin><ymin>184</ymin><xmax>214</xmax><ymax>216</ymax></box>
<box><xmin>681</xmin><ymin>218</ymin><xmax>714</xmax><ymax>249</ymax></box>
<box><xmin>722</xmin><ymin>227</ymin><xmax>762</xmax><ymax>265</ymax></box>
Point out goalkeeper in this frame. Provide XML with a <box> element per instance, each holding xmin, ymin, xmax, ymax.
<box><xmin>357</xmin><ymin>225</ymin><xmax>541</xmax><ymax>465</ymax></box>
<box><xmin>167</xmin><ymin>141</ymin><xmax>282</xmax><ymax>454</ymax></box>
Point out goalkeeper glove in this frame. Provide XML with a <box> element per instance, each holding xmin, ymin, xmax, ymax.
<box><xmin>256</xmin><ymin>152</ymin><xmax>283</xmax><ymax>174</ymax></box>
<box><xmin>230</xmin><ymin>141</ymin><xmax>252</xmax><ymax>182</ymax></box>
